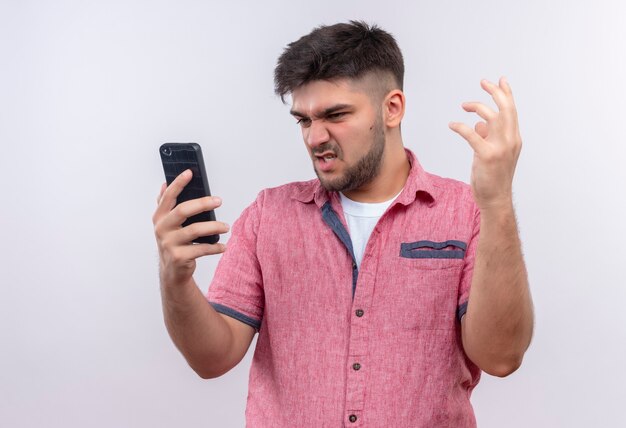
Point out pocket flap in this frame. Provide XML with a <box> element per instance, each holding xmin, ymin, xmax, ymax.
<box><xmin>400</xmin><ymin>240</ymin><xmax>467</xmax><ymax>259</ymax></box>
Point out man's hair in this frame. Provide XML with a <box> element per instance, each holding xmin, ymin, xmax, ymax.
<box><xmin>274</xmin><ymin>21</ymin><xmax>404</xmax><ymax>102</ymax></box>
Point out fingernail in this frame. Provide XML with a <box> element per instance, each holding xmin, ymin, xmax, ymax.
<box><xmin>213</xmin><ymin>196</ymin><xmax>222</xmax><ymax>204</ymax></box>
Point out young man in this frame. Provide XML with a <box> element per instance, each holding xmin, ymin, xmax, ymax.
<box><xmin>153</xmin><ymin>21</ymin><xmax>533</xmax><ymax>427</ymax></box>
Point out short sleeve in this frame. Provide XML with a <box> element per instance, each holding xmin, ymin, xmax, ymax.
<box><xmin>207</xmin><ymin>195</ymin><xmax>264</xmax><ymax>331</ymax></box>
<box><xmin>457</xmin><ymin>205</ymin><xmax>480</xmax><ymax>321</ymax></box>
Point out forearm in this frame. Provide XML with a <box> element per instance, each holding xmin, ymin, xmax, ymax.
<box><xmin>462</xmin><ymin>202</ymin><xmax>534</xmax><ymax>377</ymax></box>
<box><xmin>161</xmin><ymin>277</ymin><xmax>235</xmax><ymax>378</ymax></box>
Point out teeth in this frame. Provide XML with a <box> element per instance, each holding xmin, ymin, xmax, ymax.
<box><xmin>324</xmin><ymin>156</ymin><xmax>335</xmax><ymax>160</ymax></box>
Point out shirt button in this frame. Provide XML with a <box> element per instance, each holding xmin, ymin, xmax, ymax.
<box><xmin>349</xmin><ymin>414</ymin><xmax>357</xmax><ymax>423</ymax></box>
<box><xmin>355</xmin><ymin>309</ymin><xmax>364</xmax><ymax>317</ymax></box>
<box><xmin>353</xmin><ymin>362</ymin><xmax>361</xmax><ymax>371</ymax></box>
<box><xmin>352</xmin><ymin>261</ymin><xmax>357</xmax><ymax>269</ymax></box>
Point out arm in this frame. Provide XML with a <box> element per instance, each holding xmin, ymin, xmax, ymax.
<box><xmin>153</xmin><ymin>170</ymin><xmax>255</xmax><ymax>379</ymax></box>
<box><xmin>160</xmin><ymin>277</ymin><xmax>255</xmax><ymax>379</ymax></box>
<box><xmin>449</xmin><ymin>77</ymin><xmax>534</xmax><ymax>377</ymax></box>
<box><xmin>461</xmin><ymin>201</ymin><xmax>533</xmax><ymax>377</ymax></box>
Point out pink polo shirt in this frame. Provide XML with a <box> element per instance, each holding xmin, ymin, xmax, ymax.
<box><xmin>207</xmin><ymin>149</ymin><xmax>481</xmax><ymax>427</ymax></box>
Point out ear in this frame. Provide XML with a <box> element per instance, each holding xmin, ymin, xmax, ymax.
<box><xmin>383</xmin><ymin>89</ymin><xmax>405</xmax><ymax>128</ymax></box>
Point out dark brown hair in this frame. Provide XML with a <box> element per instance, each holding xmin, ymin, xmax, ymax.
<box><xmin>274</xmin><ymin>21</ymin><xmax>404</xmax><ymax>102</ymax></box>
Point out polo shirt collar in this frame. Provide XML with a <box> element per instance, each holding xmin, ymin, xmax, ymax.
<box><xmin>396</xmin><ymin>148</ymin><xmax>437</xmax><ymax>207</ymax></box>
<box><xmin>292</xmin><ymin>148</ymin><xmax>436</xmax><ymax>208</ymax></box>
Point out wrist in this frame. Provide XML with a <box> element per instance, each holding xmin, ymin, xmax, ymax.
<box><xmin>160</xmin><ymin>275</ymin><xmax>197</xmax><ymax>301</ymax></box>
<box><xmin>478</xmin><ymin>199</ymin><xmax>518</xmax><ymax>232</ymax></box>
<box><xmin>476</xmin><ymin>195</ymin><xmax>514</xmax><ymax>214</ymax></box>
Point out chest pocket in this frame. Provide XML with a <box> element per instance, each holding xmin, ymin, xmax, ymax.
<box><xmin>393</xmin><ymin>240</ymin><xmax>466</xmax><ymax>330</ymax></box>
<box><xmin>400</xmin><ymin>240</ymin><xmax>467</xmax><ymax>260</ymax></box>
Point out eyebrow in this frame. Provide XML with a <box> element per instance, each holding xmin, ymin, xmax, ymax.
<box><xmin>290</xmin><ymin>104</ymin><xmax>353</xmax><ymax>119</ymax></box>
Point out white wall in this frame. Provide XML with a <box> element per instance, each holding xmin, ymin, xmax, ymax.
<box><xmin>1</xmin><ymin>1</ymin><xmax>625</xmax><ymax>427</ymax></box>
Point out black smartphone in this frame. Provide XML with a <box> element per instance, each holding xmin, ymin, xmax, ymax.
<box><xmin>159</xmin><ymin>142</ymin><xmax>219</xmax><ymax>244</ymax></box>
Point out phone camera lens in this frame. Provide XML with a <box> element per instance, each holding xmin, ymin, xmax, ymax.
<box><xmin>162</xmin><ymin>147</ymin><xmax>172</xmax><ymax>156</ymax></box>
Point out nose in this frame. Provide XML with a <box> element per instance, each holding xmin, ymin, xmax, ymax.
<box><xmin>305</xmin><ymin>120</ymin><xmax>330</xmax><ymax>149</ymax></box>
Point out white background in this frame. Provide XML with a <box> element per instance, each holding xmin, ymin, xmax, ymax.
<box><xmin>1</xmin><ymin>1</ymin><xmax>625</xmax><ymax>427</ymax></box>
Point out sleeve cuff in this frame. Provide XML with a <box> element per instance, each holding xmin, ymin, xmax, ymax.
<box><xmin>209</xmin><ymin>302</ymin><xmax>262</xmax><ymax>331</ymax></box>
<box><xmin>457</xmin><ymin>301</ymin><xmax>468</xmax><ymax>321</ymax></box>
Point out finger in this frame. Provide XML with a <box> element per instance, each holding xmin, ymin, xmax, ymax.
<box><xmin>499</xmin><ymin>76</ymin><xmax>513</xmax><ymax>96</ymax></box>
<box><xmin>448</xmin><ymin>121</ymin><xmax>484</xmax><ymax>153</ymax></box>
<box><xmin>498</xmin><ymin>76</ymin><xmax>519</xmax><ymax>123</ymax></box>
<box><xmin>156</xmin><ymin>182</ymin><xmax>167</xmax><ymax>205</ymax></box>
<box><xmin>194</xmin><ymin>242</ymin><xmax>227</xmax><ymax>257</ymax></box>
<box><xmin>480</xmin><ymin>79</ymin><xmax>509</xmax><ymax>111</ymax></box>
<box><xmin>159</xmin><ymin>196</ymin><xmax>223</xmax><ymax>230</ymax></box>
<box><xmin>173</xmin><ymin>220</ymin><xmax>231</xmax><ymax>245</ymax></box>
<box><xmin>461</xmin><ymin>102</ymin><xmax>497</xmax><ymax>122</ymax></box>
<box><xmin>153</xmin><ymin>169</ymin><xmax>193</xmax><ymax>220</ymax></box>
<box><xmin>152</xmin><ymin>182</ymin><xmax>171</xmax><ymax>225</ymax></box>
<box><xmin>174</xmin><ymin>242</ymin><xmax>228</xmax><ymax>261</ymax></box>
<box><xmin>474</xmin><ymin>121</ymin><xmax>488</xmax><ymax>139</ymax></box>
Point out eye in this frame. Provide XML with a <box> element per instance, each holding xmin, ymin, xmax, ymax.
<box><xmin>327</xmin><ymin>112</ymin><xmax>346</xmax><ymax>121</ymax></box>
<box><xmin>296</xmin><ymin>118</ymin><xmax>311</xmax><ymax>128</ymax></box>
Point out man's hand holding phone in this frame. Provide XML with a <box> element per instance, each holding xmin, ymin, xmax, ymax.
<box><xmin>152</xmin><ymin>169</ymin><xmax>230</xmax><ymax>289</ymax></box>
<box><xmin>153</xmin><ymin>167</ymin><xmax>252</xmax><ymax>379</ymax></box>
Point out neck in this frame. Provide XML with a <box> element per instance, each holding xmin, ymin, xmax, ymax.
<box><xmin>342</xmin><ymin>137</ymin><xmax>410</xmax><ymax>203</ymax></box>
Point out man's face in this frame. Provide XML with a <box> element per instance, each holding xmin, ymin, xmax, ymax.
<box><xmin>290</xmin><ymin>78</ymin><xmax>386</xmax><ymax>192</ymax></box>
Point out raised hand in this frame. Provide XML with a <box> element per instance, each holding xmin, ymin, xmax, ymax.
<box><xmin>152</xmin><ymin>169</ymin><xmax>229</xmax><ymax>288</ymax></box>
<box><xmin>448</xmin><ymin>77</ymin><xmax>522</xmax><ymax>211</ymax></box>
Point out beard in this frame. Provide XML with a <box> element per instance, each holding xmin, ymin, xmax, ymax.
<box><xmin>313</xmin><ymin>116</ymin><xmax>386</xmax><ymax>192</ymax></box>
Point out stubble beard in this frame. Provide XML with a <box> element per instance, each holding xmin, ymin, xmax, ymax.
<box><xmin>314</xmin><ymin>117</ymin><xmax>386</xmax><ymax>193</ymax></box>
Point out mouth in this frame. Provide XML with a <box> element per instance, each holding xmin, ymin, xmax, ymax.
<box><xmin>314</xmin><ymin>152</ymin><xmax>338</xmax><ymax>172</ymax></box>
<box><xmin>314</xmin><ymin>151</ymin><xmax>337</xmax><ymax>161</ymax></box>
<box><xmin>317</xmin><ymin>154</ymin><xmax>337</xmax><ymax>162</ymax></box>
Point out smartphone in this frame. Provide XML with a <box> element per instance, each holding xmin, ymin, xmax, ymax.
<box><xmin>159</xmin><ymin>142</ymin><xmax>219</xmax><ymax>244</ymax></box>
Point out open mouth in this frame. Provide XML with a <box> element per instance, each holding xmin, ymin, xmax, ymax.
<box><xmin>314</xmin><ymin>151</ymin><xmax>337</xmax><ymax>162</ymax></box>
<box><xmin>317</xmin><ymin>154</ymin><xmax>337</xmax><ymax>163</ymax></box>
<box><xmin>314</xmin><ymin>152</ymin><xmax>338</xmax><ymax>172</ymax></box>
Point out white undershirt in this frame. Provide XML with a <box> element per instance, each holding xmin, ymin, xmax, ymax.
<box><xmin>339</xmin><ymin>190</ymin><xmax>402</xmax><ymax>269</ymax></box>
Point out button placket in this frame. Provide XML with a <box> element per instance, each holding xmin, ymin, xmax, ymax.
<box><xmin>344</xmin><ymin>233</ymin><xmax>378</xmax><ymax>425</ymax></box>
